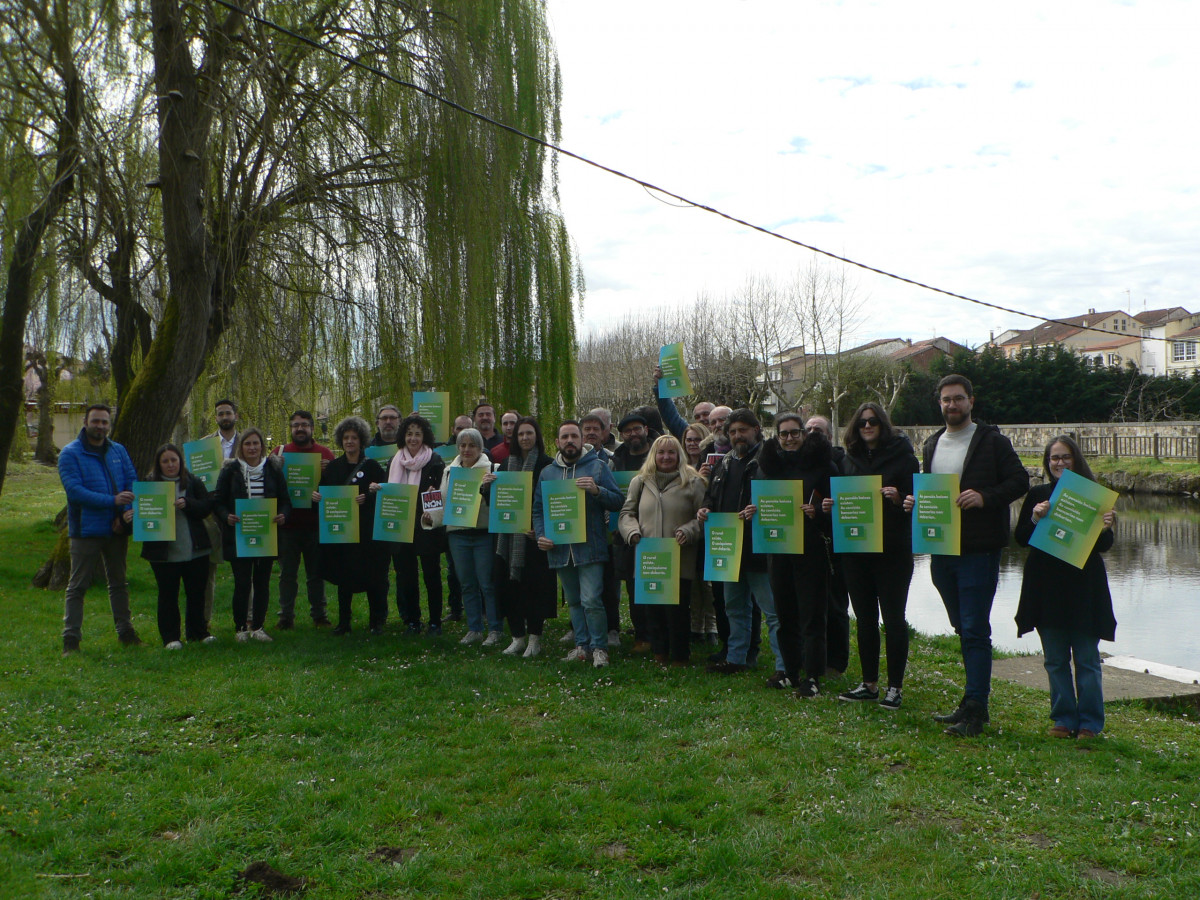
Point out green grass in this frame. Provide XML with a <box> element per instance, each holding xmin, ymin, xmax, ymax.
<box><xmin>1021</xmin><ymin>455</ymin><xmax>1200</xmax><ymax>478</ymax></box>
<box><xmin>1</xmin><ymin>464</ymin><xmax>1198</xmax><ymax>898</ymax></box>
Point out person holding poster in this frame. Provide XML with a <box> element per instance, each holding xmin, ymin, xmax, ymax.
<box><xmin>200</xmin><ymin>398</ymin><xmax>241</xmax><ymax>631</ymax></box>
<box><xmin>314</xmin><ymin>417</ymin><xmax>389</xmax><ymax>636</ymax></box>
<box><xmin>682</xmin><ymin>423</ymin><xmax>719</xmax><ymax>647</ymax></box>
<box><xmin>135</xmin><ymin>444</ymin><xmax>216</xmax><ymax>649</ymax></box>
<box><xmin>618</xmin><ymin>435</ymin><xmax>707</xmax><ymax>666</ymax></box>
<box><xmin>274</xmin><ymin>411</ymin><xmax>334</xmax><ymax>630</ymax></box>
<box><xmin>490</xmin><ymin>418</ymin><xmax>556</xmax><ymax>657</ymax></box>
<box><xmin>826</xmin><ymin>403</ymin><xmax>919</xmax><ymax>709</ymax></box>
<box><xmin>611</xmin><ymin>413</ymin><xmax>657</xmax><ymax>653</ymax></box>
<box><xmin>904</xmin><ymin>374</ymin><xmax>1029</xmax><ymax>737</ymax></box>
<box><xmin>422</xmin><ymin>428</ymin><xmax>502</xmax><ymax>646</ymax></box>
<box><xmin>534</xmin><ymin>420</ymin><xmax>624</xmax><ymax>668</ymax></box>
<box><xmin>754</xmin><ymin>412</ymin><xmax>835</xmax><ymax>698</ymax></box>
<box><xmin>383</xmin><ymin>415</ymin><xmax>447</xmax><ymax>635</ymax></box>
<box><xmin>214</xmin><ymin>428</ymin><xmax>290</xmax><ymax>642</ymax></box>
<box><xmin>1014</xmin><ymin>437</ymin><xmax>1116</xmax><ymax>740</ymax></box>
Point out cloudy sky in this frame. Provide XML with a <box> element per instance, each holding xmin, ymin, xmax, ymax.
<box><xmin>544</xmin><ymin>0</ymin><xmax>1200</xmax><ymax>349</ymax></box>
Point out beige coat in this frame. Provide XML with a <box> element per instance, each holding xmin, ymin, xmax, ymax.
<box><xmin>618</xmin><ymin>472</ymin><xmax>707</xmax><ymax>573</ymax></box>
<box><xmin>424</xmin><ymin>454</ymin><xmax>493</xmax><ymax>531</ymax></box>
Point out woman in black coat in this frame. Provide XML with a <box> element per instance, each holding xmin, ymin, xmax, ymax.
<box><xmin>315</xmin><ymin>416</ymin><xmax>389</xmax><ymax>635</ymax></box>
<box><xmin>827</xmin><ymin>402</ymin><xmax>920</xmax><ymax>710</ymax></box>
<box><xmin>382</xmin><ymin>414</ymin><xmax>447</xmax><ymax>634</ymax></box>
<box><xmin>213</xmin><ymin>427</ymin><xmax>291</xmax><ymax>642</ymax></box>
<box><xmin>1015</xmin><ymin>435</ymin><xmax>1116</xmax><ymax>739</ymax></box>
<box><xmin>133</xmin><ymin>443</ymin><xmax>215</xmax><ymax>648</ymax></box>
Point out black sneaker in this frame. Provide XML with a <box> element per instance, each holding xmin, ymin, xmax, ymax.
<box><xmin>332</xmin><ymin>624</ymin><xmax>351</xmax><ymax>636</ymax></box>
<box><xmin>766</xmin><ymin>671</ymin><xmax>795</xmax><ymax>690</ymax></box>
<box><xmin>879</xmin><ymin>687</ymin><xmax>902</xmax><ymax>710</ymax></box>
<box><xmin>795</xmin><ymin>677</ymin><xmax>820</xmax><ymax>699</ymax></box>
<box><xmin>406</xmin><ymin>622</ymin><xmax>422</xmax><ymax>636</ymax></box>
<box><xmin>706</xmin><ymin>660</ymin><xmax>748</xmax><ymax>675</ymax></box>
<box><xmin>276</xmin><ymin>617</ymin><xmax>295</xmax><ymax>631</ymax></box>
<box><xmin>934</xmin><ymin>698</ymin><xmax>990</xmax><ymax>724</ymax></box>
<box><xmin>838</xmin><ymin>683</ymin><xmax>879</xmax><ymax>702</ymax></box>
<box><xmin>944</xmin><ymin>699</ymin><xmax>986</xmax><ymax>737</ymax></box>
<box><xmin>426</xmin><ymin>623</ymin><xmax>443</xmax><ymax>636</ymax></box>
<box><xmin>118</xmin><ymin>631</ymin><xmax>143</xmax><ymax>647</ymax></box>
<box><xmin>63</xmin><ymin>636</ymin><xmax>80</xmax><ymax>656</ymax></box>
<box><xmin>312</xmin><ymin>616</ymin><xmax>333</xmax><ymax>628</ymax></box>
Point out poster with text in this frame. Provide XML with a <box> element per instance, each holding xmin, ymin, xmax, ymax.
<box><xmin>751</xmin><ymin>480</ymin><xmax>805</xmax><ymax>554</ymax></box>
<box><xmin>412</xmin><ymin>391</ymin><xmax>451</xmax><ymax>444</ymax></box>
<box><xmin>658</xmin><ymin>342</ymin><xmax>693</xmax><ymax>398</ymax></box>
<box><xmin>832</xmin><ymin>475</ymin><xmax>884</xmax><ymax>553</ymax></box>
<box><xmin>609</xmin><ymin>470</ymin><xmax>636</xmax><ymax>532</ymax></box>
<box><xmin>443</xmin><ymin>467</ymin><xmax>486</xmax><ymax>528</ymax></box>
<box><xmin>911</xmin><ymin>473</ymin><xmax>961</xmax><ymax>555</ymax></box>
<box><xmin>373</xmin><ymin>483</ymin><xmax>418</xmax><ymax>543</ymax></box>
<box><xmin>1029</xmin><ymin>468</ymin><xmax>1118</xmax><ymax>570</ymax></box>
<box><xmin>183</xmin><ymin>437</ymin><xmax>223</xmax><ymax>489</ymax></box>
<box><xmin>488</xmin><ymin>470</ymin><xmax>533</xmax><ymax>534</ymax></box>
<box><xmin>235</xmin><ymin>498</ymin><xmax>278</xmax><ymax>557</ymax></box>
<box><xmin>133</xmin><ymin>481</ymin><xmax>175</xmax><ymax>542</ymax></box>
<box><xmin>283</xmin><ymin>452</ymin><xmax>321</xmax><ymax>510</ymax></box>
<box><xmin>319</xmin><ymin>485</ymin><xmax>360</xmax><ymax>544</ymax></box>
<box><xmin>703</xmin><ymin>512</ymin><xmax>744</xmax><ymax>581</ymax></box>
<box><xmin>635</xmin><ymin>537</ymin><xmax>680</xmax><ymax>605</ymax></box>
<box><xmin>364</xmin><ymin>444</ymin><xmax>398</xmax><ymax>465</ymax></box>
<box><xmin>542</xmin><ymin>479</ymin><xmax>585</xmax><ymax>544</ymax></box>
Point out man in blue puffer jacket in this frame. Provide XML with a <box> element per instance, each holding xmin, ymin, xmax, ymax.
<box><xmin>58</xmin><ymin>404</ymin><xmax>140</xmax><ymax>654</ymax></box>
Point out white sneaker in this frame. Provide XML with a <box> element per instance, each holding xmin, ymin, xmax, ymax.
<box><xmin>482</xmin><ymin>630</ymin><xmax>503</xmax><ymax>648</ymax></box>
<box><xmin>164</xmin><ymin>641</ymin><xmax>183</xmax><ymax>651</ymax></box>
<box><xmin>559</xmin><ymin>629</ymin><xmax>576</xmax><ymax>644</ymax></box>
<box><xmin>608</xmin><ymin>629</ymin><xmax>620</xmax><ymax>647</ymax></box>
<box><xmin>235</xmin><ymin>630</ymin><xmax>250</xmax><ymax>643</ymax></box>
<box><xmin>201</xmin><ymin>635</ymin><xmax>218</xmax><ymax>645</ymax></box>
<box><xmin>503</xmin><ymin>636</ymin><xmax>527</xmax><ymax>655</ymax></box>
<box><xmin>563</xmin><ymin>646</ymin><xmax>591</xmax><ymax>662</ymax></box>
<box><xmin>250</xmin><ymin>628</ymin><xmax>272</xmax><ymax>642</ymax></box>
<box><xmin>523</xmin><ymin>635</ymin><xmax>542</xmax><ymax>658</ymax></box>
<box><xmin>460</xmin><ymin>630</ymin><xmax>485</xmax><ymax>645</ymax></box>
<box><xmin>593</xmin><ymin>648</ymin><xmax>609</xmax><ymax>668</ymax></box>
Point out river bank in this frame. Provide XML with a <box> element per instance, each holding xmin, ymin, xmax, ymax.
<box><xmin>1021</xmin><ymin>457</ymin><xmax>1200</xmax><ymax>495</ymax></box>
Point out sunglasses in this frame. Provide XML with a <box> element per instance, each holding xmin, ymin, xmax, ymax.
<box><xmin>858</xmin><ymin>417</ymin><xmax>881</xmax><ymax>429</ymax></box>
<box><xmin>777</xmin><ymin>429</ymin><xmax>803</xmax><ymax>439</ymax></box>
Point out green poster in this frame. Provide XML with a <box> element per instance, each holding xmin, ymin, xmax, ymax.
<box><xmin>703</xmin><ymin>512</ymin><xmax>743</xmax><ymax>581</ymax></box>
<box><xmin>751</xmin><ymin>480</ymin><xmax>805</xmax><ymax>554</ymax></box>
<box><xmin>319</xmin><ymin>485</ymin><xmax>360</xmax><ymax>544</ymax></box>
<box><xmin>132</xmin><ymin>481</ymin><xmax>176</xmax><ymax>542</ymax></box>
<box><xmin>658</xmin><ymin>342</ymin><xmax>693</xmax><ymax>398</ymax></box>
<box><xmin>443</xmin><ymin>466</ymin><xmax>486</xmax><ymax>528</ymax></box>
<box><xmin>183</xmin><ymin>437</ymin><xmax>223</xmax><ymax>489</ymax></box>
<box><xmin>413</xmin><ymin>391</ymin><xmax>451</xmax><ymax>444</ymax></box>
<box><xmin>235</xmin><ymin>498</ymin><xmax>278</xmax><ymax>557</ymax></box>
<box><xmin>609</xmin><ymin>470</ymin><xmax>637</xmax><ymax>532</ymax></box>
<box><xmin>635</xmin><ymin>537</ymin><xmax>680</xmax><ymax>605</ymax></box>
<box><xmin>542</xmin><ymin>479</ymin><xmax>586</xmax><ymax>544</ymax></box>
<box><xmin>911</xmin><ymin>473</ymin><xmax>961</xmax><ymax>555</ymax></box>
<box><xmin>374</xmin><ymin>483</ymin><xmax>419</xmax><ymax>543</ymax></box>
<box><xmin>364</xmin><ymin>444</ymin><xmax>398</xmax><ymax>465</ymax></box>
<box><xmin>283</xmin><ymin>452</ymin><xmax>321</xmax><ymax>510</ymax></box>
<box><xmin>1029</xmin><ymin>468</ymin><xmax>1118</xmax><ymax>570</ymax></box>
<box><xmin>488</xmin><ymin>470</ymin><xmax>533</xmax><ymax>534</ymax></box>
<box><xmin>832</xmin><ymin>475</ymin><xmax>884</xmax><ymax>553</ymax></box>
<box><xmin>433</xmin><ymin>444</ymin><xmax>458</xmax><ymax>462</ymax></box>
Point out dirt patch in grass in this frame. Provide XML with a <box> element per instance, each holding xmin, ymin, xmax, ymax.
<box><xmin>236</xmin><ymin>862</ymin><xmax>305</xmax><ymax>894</ymax></box>
<box><xmin>369</xmin><ymin>846</ymin><xmax>418</xmax><ymax>865</ymax></box>
<box><xmin>1085</xmin><ymin>865</ymin><xmax>1132</xmax><ymax>886</ymax></box>
<box><xmin>1022</xmin><ymin>833</ymin><xmax>1054</xmax><ymax>849</ymax></box>
<box><xmin>598</xmin><ymin>842</ymin><xmax>628</xmax><ymax>859</ymax></box>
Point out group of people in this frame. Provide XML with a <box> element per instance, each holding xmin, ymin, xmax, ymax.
<box><xmin>58</xmin><ymin>374</ymin><xmax>1117</xmax><ymax>739</ymax></box>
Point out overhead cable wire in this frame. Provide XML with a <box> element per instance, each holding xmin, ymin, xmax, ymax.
<box><xmin>210</xmin><ymin>0</ymin><xmax>1181</xmax><ymax>348</ymax></box>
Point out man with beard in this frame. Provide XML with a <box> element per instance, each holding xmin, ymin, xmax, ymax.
<box><xmin>706</xmin><ymin>407</ymin><xmax>733</xmax><ymax>456</ymax></box>
<box><xmin>803</xmin><ymin>414</ymin><xmax>851</xmax><ymax>677</ymax></box>
<box><xmin>534</xmin><ymin>420</ymin><xmax>623</xmax><ymax>668</ymax></box>
<box><xmin>697</xmin><ymin>409</ymin><xmax>774</xmax><ymax>675</ymax></box>
<box><xmin>274</xmin><ymin>410</ymin><xmax>334</xmax><ymax>629</ymax></box>
<box><xmin>581</xmin><ymin>412</ymin><xmax>621</xmax><ymax>647</ymax></box>
<box><xmin>473</xmin><ymin>402</ymin><xmax>509</xmax><ymax>464</ymax></box>
<box><xmin>59</xmin><ymin>404</ymin><xmax>141</xmax><ymax>653</ymax></box>
<box><xmin>372</xmin><ymin>405</ymin><xmax>402</xmax><ymax>448</ymax></box>
<box><xmin>202</xmin><ymin>399</ymin><xmax>242</xmax><ymax>629</ymax></box>
<box><xmin>905</xmin><ymin>374</ymin><xmax>1028</xmax><ymax>737</ymax></box>
<box><xmin>611</xmin><ymin>413</ymin><xmax>654</xmax><ymax>651</ymax></box>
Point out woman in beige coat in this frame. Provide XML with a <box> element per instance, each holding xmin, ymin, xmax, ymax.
<box><xmin>618</xmin><ymin>435</ymin><xmax>707</xmax><ymax>665</ymax></box>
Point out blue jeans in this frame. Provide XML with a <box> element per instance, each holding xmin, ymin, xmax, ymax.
<box><xmin>930</xmin><ymin>551</ymin><xmax>1000</xmax><ymax>704</ymax></box>
<box><xmin>724</xmin><ymin>570</ymin><xmax>776</xmax><ymax>666</ymax></box>
<box><xmin>557</xmin><ymin>562</ymin><xmax>607</xmax><ymax>652</ymax></box>
<box><xmin>448</xmin><ymin>531</ymin><xmax>500</xmax><ymax>633</ymax></box>
<box><xmin>1038</xmin><ymin>626</ymin><xmax>1104</xmax><ymax>733</ymax></box>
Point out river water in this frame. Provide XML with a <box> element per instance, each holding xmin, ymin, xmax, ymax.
<box><xmin>904</xmin><ymin>493</ymin><xmax>1200</xmax><ymax>672</ymax></box>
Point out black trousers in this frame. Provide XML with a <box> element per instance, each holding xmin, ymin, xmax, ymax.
<box><xmin>768</xmin><ymin>553</ymin><xmax>829</xmax><ymax>681</ymax></box>
<box><xmin>394</xmin><ymin>545</ymin><xmax>444</xmax><ymax>627</ymax></box>
<box><xmin>843</xmin><ymin>552</ymin><xmax>914</xmax><ymax>687</ymax></box>
<box><xmin>230</xmin><ymin>557</ymin><xmax>273</xmax><ymax>631</ymax></box>
<box><xmin>152</xmin><ymin>556</ymin><xmax>210</xmax><ymax>644</ymax></box>
<box><xmin>647</xmin><ymin>578</ymin><xmax>692</xmax><ymax>661</ymax></box>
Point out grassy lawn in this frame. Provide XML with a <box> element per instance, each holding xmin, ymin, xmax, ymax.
<box><xmin>1</xmin><ymin>464</ymin><xmax>1197</xmax><ymax>898</ymax></box>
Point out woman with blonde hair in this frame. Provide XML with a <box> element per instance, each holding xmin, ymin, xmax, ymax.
<box><xmin>618</xmin><ymin>435</ymin><xmax>707</xmax><ymax>666</ymax></box>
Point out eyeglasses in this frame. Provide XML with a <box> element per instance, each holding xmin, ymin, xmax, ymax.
<box><xmin>940</xmin><ymin>395</ymin><xmax>969</xmax><ymax>405</ymax></box>
<box><xmin>1049</xmin><ymin>454</ymin><xmax>1073</xmax><ymax>463</ymax></box>
<box><xmin>858</xmin><ymin>417</ymin><xmax>881</xmax><ymax>429</ymax></box>
<box><xmin>777</xmin><ymin>429</ymin><xmax>802</xmax><ymax>439</ymax></box>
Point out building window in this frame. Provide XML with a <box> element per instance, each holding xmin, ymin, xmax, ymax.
<box><xmin>1172</xmin><ymin>341</ymin><xmax>1197</xmax><ymax>363</ymax></box>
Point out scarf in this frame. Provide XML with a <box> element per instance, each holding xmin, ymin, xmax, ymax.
<box><xmin>239</xmin><ymin>459</ymin><xmax>266</xmax><ymax>497</ymax></box>
<box><xmin>391</xmin><ymin>445</ymin><xmax>432</xmax><ymax>486</ymax></box>
<box><xmin>495</xmin><ymin>449</ymin><xmax>539</xmax><ymax>581</ymax></box>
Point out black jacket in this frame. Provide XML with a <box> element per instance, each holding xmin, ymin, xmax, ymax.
<box><xmin>213</xmin><ymin>457</ymin><xmax>292</xmax><ymax>558</ymax></box>
<box><xmin>921</xmin><ymin>423</ymin><xmax>1029</xmax><ymax>553</ymax></box>
<box><xmin>840</xmin><ymin>433</ymin><xmax>920</xmax><ymax>552</ymax></box>
<box><xmin>702</xmin><ymin>442</ymin><xmax>766</xmax><ymax>572</ymax></box>
<box><xmin>140</xmin><ymin>475</ymin><xmax>214</xmax><ymax>562</ymax></box>
<box><xmin>755</xmin><ymin>433</ymin><xmax>836</xmax><ymax>557</ymax></box>
<box><xmin>1014</xmin><ymin>481</ymin><xmax>1116</xmax><ymax>641</ymax></box>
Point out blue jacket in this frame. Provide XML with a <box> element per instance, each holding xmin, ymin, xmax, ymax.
<box><xmin>533</xmin><ymin>448</ymin><xmax>623</xmax><ymax>568</ymax></box>
<box><xmin>59</xmin><ymin>429</ymin><xmax>137</xmax><ymax>538</ymax></box>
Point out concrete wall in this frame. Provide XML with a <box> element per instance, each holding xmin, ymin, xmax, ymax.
<box><xmin>898</xmin><ymin>421</ymin><xmax>1200</xmax><ymax>461</ymax></box>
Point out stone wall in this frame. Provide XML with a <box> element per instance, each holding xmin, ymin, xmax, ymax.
<box><xmin>899</xmin><ymin>421</ymin><xmax>1200</xmax><ymax>462</ymax></box>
